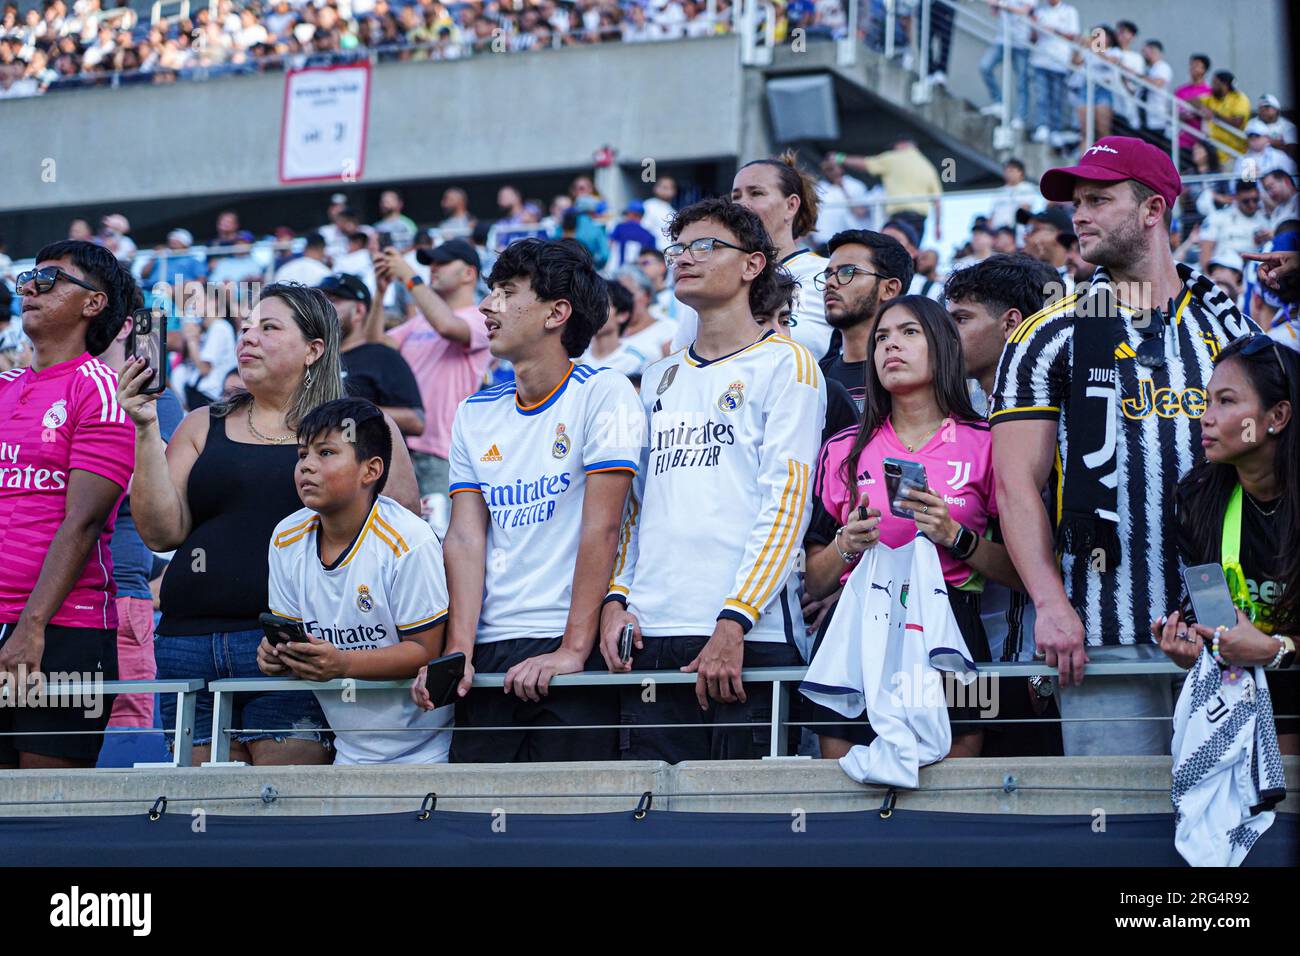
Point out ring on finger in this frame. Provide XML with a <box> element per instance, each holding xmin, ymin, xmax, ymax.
<box><xmin>922</xmin><ymin>505</ymin><xmax>930</xmax><ymax>514</ymax></box>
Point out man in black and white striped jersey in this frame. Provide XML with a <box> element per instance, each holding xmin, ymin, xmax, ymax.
<box><xmin>989</xmin><ymin>137</ymin><xmax>1259</xmax><ymax>756</ymax></box>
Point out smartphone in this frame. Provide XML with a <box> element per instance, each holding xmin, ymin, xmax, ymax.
<box><xmin>1182</xmin><ymin>564</ymin><xmax>1239</xmax><ymax>632</ymax></box>
<box><xmin>883</xmin><ymin>457</ymin><xmax>928</xmax><ymax>519</ymax></box>
<box><xmin>259</xmin><ymin>612</ymin><xmax>310</xmax><ymax>648</ymax></box>
<box><xmin>618</xmin><ymin>623</ymin><xmax>635</xmax><ymax>664</ymax></box>
<box><xmin>377</xmin><ymin>232</ymin><xmax>395</xmax><ymax>251</ymax></box>
<box><xmin>423</xmin><ymin>651</ymin><xmax>467</xmax><ymax>709</ymax></box>
<box><xmin>126</xmin><ymin>305</ymin><xmax>167</xmax><ymax>394</ymax></box>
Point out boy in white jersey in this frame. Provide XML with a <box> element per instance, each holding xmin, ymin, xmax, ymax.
<box><xmin>258</xmin><ymin>398</ymin><xmax>452</xmax><ymax>765</ymax></box>
<box><xmin>413</xmin><ymin>238</ymin><xmax>643</xmax><ymax>762</ymax></box>
<box><xmin>601</xmin><ymin>199</ymin><xmax>827</xmax><ymax>762</ymax></box>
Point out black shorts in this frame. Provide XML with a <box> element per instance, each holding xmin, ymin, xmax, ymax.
<box><xmin>798</xmin><ymin>588</ymin><xmax>992</xmax><ymax>747</ymax></box>
<box><xmin>449</xmin><ymin>637</ymin><xmax>618</xmax><ymax>763</ymax></box>
<box><xmin>0</xmin><ymin>622</ymin><xmax>118</xmax><ymax>764</ymax></box>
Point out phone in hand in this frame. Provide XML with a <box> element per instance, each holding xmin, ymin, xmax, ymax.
<box><xmin>377</xmin><ymin>232</ymin><xmax>395</xmax><ymax>251</ymax></box>
<box><xmin>618</xmin><ymin>623</ymin><xmax>635</xmax><ymax>665</ymax></box>
<box><xmin>126</xmin><ymin>305</ymin><xmax>168</xmax><ymax>395</ymax></box>
<box><xmin>883</xmin><ymin>457</ymin><xmax>928</xmax><ymax>519</ymax></box>
<box><xmin>259</xmin><ymin>612</ymin><xmax>310</xmax><ymax>648</ymax></box>
<box><xmin>1182</xmin><ymin>564</ymin><xmax>1239</xmax><ymax>632</ymax></box>
<box><xmin>423</xmin><ymin>651</ymin><xmax>467</xmax><ymax>709</ymax></box>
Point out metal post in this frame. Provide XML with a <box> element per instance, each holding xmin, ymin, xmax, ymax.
<box><xmin>203</xmin><ymin>688</ymin><xmax>245</xmax><ymax>766</ymax></box>
<box><xmin>884</xmin><ymin>0</ymin><xmax>895</xmax><ymax>60</ymax></box>
<box><xmin>1084</xmin><ymin>53</ymin><xmax>1095</xmax><ymax>149</ymax></box>
<box><xmin>174</xmin><ymin>689</ymin><xmax>196</xmax><ymax>768</ymax></box>
<box><xmin>919</xmin><ymin>0</ymin><xmax>930</xmax><ymax>79</ymax></box>
<box><xmin>707</xmin><ymin>0</ymin><xmax>717</xmax><ymax>24</ymax></box>
<box><xmin>838</xmin><ymin>0</ymin><xmax>859</xmax><ymax>66</ymax></box>
<box><xmin>769</xmin><ymin>680</ymin><xmax>791</xmax><ymax>757</ymax></box>
<box><xmin>150</xmin><ymin>1</ymin><xmax>161</xmax><ymax>26</ymax></box>
<box><xmin>1170</xmin><ymin>88</ymin><xmax>1179</xmax><ymax>169</ymax></box>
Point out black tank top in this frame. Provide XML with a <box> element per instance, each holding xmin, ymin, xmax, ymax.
<box><xmin>156</xmin><ymin>410</ymin><xmax>302</xmax><ymax>635</ymax></box>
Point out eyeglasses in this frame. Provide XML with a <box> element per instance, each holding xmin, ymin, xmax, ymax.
<box><xmin>813</xmin><ymin>264</ymin><xmax>891</xmax><ymax>291</ymax></box>
<box><xmin>16</xmin><ymin>266</ymin><xmax>101</xmax><ymax>295</ymax></box>
<box><xmin>1237</xmin><ymin>332</ymin><xmax>1288</xmax><ymax>377</ymax></box>
<box><xmin>663</xmin><ymin>237</ymin><xmax>752</xmax><ymax>268</ymax></box>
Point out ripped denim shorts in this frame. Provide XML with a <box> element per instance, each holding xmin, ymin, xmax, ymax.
<box><xmin>156</xmin><ymin>629</ymin><xmax>331</xmax><ymax>751</ymax></box>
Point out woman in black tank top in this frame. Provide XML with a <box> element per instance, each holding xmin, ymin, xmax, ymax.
<box><xmin>119</xmin><ymin>284</ymin><xmax>420</xmax><ymax>766</ymax></box>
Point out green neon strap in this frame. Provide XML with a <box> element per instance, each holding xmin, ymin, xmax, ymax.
<box><xmin>1221</xmin><ymin>484</ymin><xmax>1256</xmax><ymax>623</ymax></box>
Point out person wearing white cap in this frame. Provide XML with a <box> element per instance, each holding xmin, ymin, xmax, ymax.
<box><xmin>1233</xmin><ymin>117</ymin><xmax>1296</xmax><ymax>183</ymax></box>
<box><xmin>1199</xmin><ymin>179</ymin><xmax>1269</xmax><ymax>273</ymax></box>
<box><xmin>1206</xmin><ymin>248</ymin><xmax>1245</xmax><ymax>307</ymax></box>
<box><xmin>97</xmin><ymin>213</ymin><xmax>137</xmax><ymax>266</ymax></box>
<box><xmin>138</xmin><ymin>226</ymin><xmax>206</xmax><ymax>291</ymax></box>
<box><xmin>319</xmin><ymin>193</ymin><xmax>351</xmax><ymax>264</ymax></box>
<box><xmin>1255</xmin><ymin>94</ymin><xmax>1297</xmax><ymax>152</ymax></box>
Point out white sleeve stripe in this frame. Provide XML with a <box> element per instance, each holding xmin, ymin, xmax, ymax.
<box><xmin>89</xmin><ymin>361</ymin><xmax>125</xmax><ymax>424</ymax></box>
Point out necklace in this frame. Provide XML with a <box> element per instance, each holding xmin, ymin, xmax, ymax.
<box><xmin>247</xmin><ymin>403</ymin><xmax>292</xmax><ymax>444</ymax></box>
<box><xmin>1244</xmin><ymin>492</ymin><xmax>1281</xmax><ymax>518</ymax></box>
<box><xmin>897</xmin><ymin>420</ymin><xmax>944</xmax><ymax>453</ymax></box>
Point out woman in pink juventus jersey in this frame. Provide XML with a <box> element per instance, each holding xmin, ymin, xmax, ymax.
<box><xmin>800</xmin><ymin>295</ymin><xmax>1025</xmax><ymax>762</ymax></box>
<box><xmin>0</xmin><ymin>240</ymin><xmax>138</xmax><ymax>769</ymax></box>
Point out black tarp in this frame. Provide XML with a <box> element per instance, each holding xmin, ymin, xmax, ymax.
<box><xmin>2</xmin><ymin>809</ymin><xmax>1296</xmax><ymax>866</ymax></box>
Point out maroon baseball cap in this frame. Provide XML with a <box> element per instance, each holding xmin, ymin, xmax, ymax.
<box><xmin>1039</xmin><ymin>136</ymin><xmax>1182</xmax><ymax>207</ymax></box>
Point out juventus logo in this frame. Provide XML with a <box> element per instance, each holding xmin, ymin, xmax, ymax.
<box><xmin>944</xmin><ymin>460</ymin><xmax>971</xmax><ymax>491</ymax></box>
<box><xmin>1206</xmin><ymin>693</ymin><xmax>1228</xmax><ymax>724</ymax></box>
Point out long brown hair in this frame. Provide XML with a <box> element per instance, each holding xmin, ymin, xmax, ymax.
<box><xmin>739</xmin><ymin>150</ymin><xmax>820</xmax><ymax>241</ymax></box>
<box><xmin>838</xmin><ymin>295</ymin><xmax>981</xmax><ymax>506</ymax></box>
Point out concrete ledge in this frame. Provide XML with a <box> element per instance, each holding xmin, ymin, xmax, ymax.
<box><xmin>1</xmin><ymin>756</ymin><xmax>1295</xmax><ymax>817</ymax></box>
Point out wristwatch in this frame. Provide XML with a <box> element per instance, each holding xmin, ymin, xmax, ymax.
<box><xmin>1029</xmin><ymin>674</ymin><xmax>1055</xmax><ymax>698</ymax></box>
<box><xmin>947</xmin><ymin>525</ymin><xmax>978</xmax><ymax>561</ymax></box>
<box><xmin>405</xmin><ymin>275</ymin><xmax>425</xmax><ymax>291</ymax></box>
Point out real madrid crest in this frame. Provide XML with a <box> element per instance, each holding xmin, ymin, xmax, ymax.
<box><xmin>551</xmin><ymin>423</ymin><xmax>571</xmax><ymax>459</ymax></box>
<box><xmin>42</xmin><ymin>399</ymin><xmax>68</xmax><ymax>430</ymax></box>
<box><xmin>717</xmin><ymin>380</ymin><xmax>745</xmax><ymax>413</ymax></box>
<box><xmin>356</xmin><ymin>584</ymin><xmax>374</xmax><ymax>613</ymax></box>
<box><xmin>656</xmin><ymin>364</ymin><xmax>678</xmax><ymax>396</ymax></box>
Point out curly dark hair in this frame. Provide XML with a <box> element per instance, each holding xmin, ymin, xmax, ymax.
<box><xmin>487</xmin><ymin>237</ymin><xmax>609</xmax><ymax>357</ymax></box>
<box><xmin>33</xmin><ymin>239</ymin><xmax>139</xmax><ymax>357</ymax></box>
<box><xmin>667</xmin><ymin>197</ymin><xmax>779</xmax><ymax>316</ymax></box>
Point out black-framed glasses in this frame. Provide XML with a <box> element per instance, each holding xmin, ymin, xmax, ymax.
<box><xmin>1238</xmin><ymin>332</ymin><xmax>1288</xmax><ymax>376</ymax></box>
<box><xmin>16</xmin><ymin>266</ymin><xmax>101</xmax><ymax>295</ymax></box>
<box><xmin>813</xmin><ymin>264</ymin><xmax>890</xmax><ymax>291</ymax></box>
<box><xmin>663</xmin><ymin>237</ymin><xmax>752</xmax><ymax>267</ymax></box>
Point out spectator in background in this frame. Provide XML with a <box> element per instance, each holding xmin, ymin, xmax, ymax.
<box><xmin>139</xmin><ymin>228</ymin><xmax>206</xmax><ymax>290</ymax></box>
<box><xmin>640</xmin><ymin>175</ymin><xmax>678</xmax><ymax>251</ymax></box>
<box><xmin>438</xmin><ymin>187</ymin><xmax>474</xmax><ymax>239</ymax></box>
<box><xmin>1180</xmin><ymin>140</ymin><xmax>1230</xmax><ymax>234</ymax></box>
<box><xmin>993</xmin><ymin>225</ymin><xmax>1019</xmax><ymax>253</ymax></box>
<box><xmin>1255</xmin><ymin>94</ymin><xmax>1297</xmax><ymax>154</ymax></box>
<box><xmin>990</xmin><ymin>137</ymin><xmax>1258</xmax><ymax>756</ymax></box>
<box><xmin>1200</xmin><ymin>70</ymin><xmax>1251</xmax><ymax>165</ymax></box>
<box><xmin>333</xmin><ymin>227</ymin><xmax>377</xmax><ymax>294</ymax></box>
<box><xmin>172</xmin><ymin>302</ymin><xmax>237</xmax><ymax>410</ymax></box>
<box><xmin>1235</xmin><ymin>119</ymin><xmax>1296</xmax><ymax>183</ymax></box>
<box><xmin>487</xmin><ymin>184</ymin><xmax>526</xmax><ymax>252</ymax></box>
<box><xmin>582</xmin><ymin>277</ymin><xmax>632</xmax><ymax>367</ymax></box>
<box><xmin>373</xmin><ymin>240</ymin><xmax>489</xmax><ymax>500</ymax></box>
<box><xmin>97</xmin><ymin>213</ymin><xmax>136</xmax><ymax>266</ymax></box>
<box><xmin>319</xmin><ymin>193</ymin><xmax>352</xmax><ymax>263</ymax></box>
<box><xmin>1207</xmin><ymin>250</ymin><xmax>1245</xmax><ymax>307</ymax></box>
<box><xmin>607</xmin><ymin>200</ymin><xmax>657</xmax><ymax>274</ymax></box>
<box><xmin>1158</xmin><ymin>336</ymin><xmax>1299</xmax><ymax>753</ymax></box>
<box><xmin>317</xmin><ymin>272</ymin><xmax>424</xmax><ymax>438</ymax></box>
<box><xmin>273</xmin><ymin>232</ymin><xmax>332</xmax><ymax>286</ymax></box>
<box><xmin>1111</xmin><ymin>20</ymin><xmax>1146</xmax><ymax>132</ymax></box>
<box><xmin>813</xmin><ymin>155</ymin><xmax>877</xmax><ymax>247</ymax></box>
<box><xmin>1021</xmin><ymin>204</ymin><xmax>1076</xmax><ymax>294</ymax></box>
<box><xmin>913</xmin><ymin>248</ymin><xmax>944</xmax><ymax>300</ymax></box>
<box><xmin>1175</xmin><ymin>53</ymin><xmax>1212</xmax><ymax>158</ymax></box>
<box><xmin>374</xmin><ymin>189</ymin><xmax>418</xmax><ymax>250</ymax></box>
<box><xmin>951</xmin><ymin>224</ymin><xmax>996</xmax><ymax>271</ymax></box>
<box><xmin>1028</xmin><ymin>0</ymin><xmax>1079</xmax><ymax>147</ymax></box>
<box><xmin>1262</xmin><ymin>168</ymin><xmax>1299</xmax><ymax>231</ymax></box>
<box><xmin>1199</xmin><ymin>180</ymin><xmax>1269</xmax><ymax>273</ymax></box>
<box><xmin>977</xmin><ymin>0</ymin><xmax>1033</xmax><ymax>129</ymax></box>
<box><xmin>816</xmin><ymin>228</ymin><xmax>913</xmax><ymax>414</ymax></box>
<box><xmin>209</xmin><ymin>209</ymin><xmax>242</xmax><ymax>250</ymax></box>
<box><xmin>0</xmin><ymin>240</ymin><xmax>137</xmax><ymax>770</ymax></box>
<box><xmin>67</xmin><ymin>218</ymin><xmax>93</xmax><ymax>242</ymax></box>
<box><xmin>605</xmin><ymin>265</ymin><xmax>674</xmax><ymax>382</ymax></box>
<box><xmin>837</xmin><ymin>138</ymin><xmax>942</xmax><ymax>242</ymax></box>
<box><xmin>1138</xmin><ymin>39</ymin><xmax>1173</xmax><ymax>141</ymax></box>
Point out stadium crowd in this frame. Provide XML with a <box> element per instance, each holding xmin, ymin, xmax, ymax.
<box><xmin>0</xmin><ymin>133</ymin><xmax>1298</xmax><ymax>772</ymax></box>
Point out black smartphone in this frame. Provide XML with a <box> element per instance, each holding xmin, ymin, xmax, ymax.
<box><xmin>619</xmin><ymin>622</ymin><xmax>635</xmax><ymax>664</ymax></box>
<box><xmin>259</xmin><ymin>612</ymin><xmax>310</xmax><ymax>648</ymax></box>
<box><xmin>126</xmin><ymin>305</ymin><xmax>167</xmax><ymax>395</ymax></box>
<box><xmin>883</xmin><ymin>457</ymin><xmax>928</xmax><ymax>519</ymax></box>
<box><xmin>377</xmin><ymin>232</ymin><xmax>395</xmax><ymax>251</ymax></box>
<box><xmin>423</xmin><ymin>651</ymin><xmax>467</xmax><ymax>709</ymax></box>
<box><xmin>1182</xmin><ymin>564</ymin><xmax>1238</xmax><ymax>632</ymax></box>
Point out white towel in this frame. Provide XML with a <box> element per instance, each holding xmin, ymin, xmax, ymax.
<box><xmin>800</xmin><ymin>535</ymin><xmax>977</xmax><ymax>788</ymax></box>
<box><xmin>1170</xmin><ymin>648</ymin><xmax>1286</xmax><ymax>867</ymax></box>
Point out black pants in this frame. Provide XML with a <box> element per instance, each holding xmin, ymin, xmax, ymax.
<box><xmin>449</xmin><ymin>637</ymin><xmax>618</xmax><ymax>763</ymax></box>
<box><xmin>619</xmin><ymin>636</ymin><xmax>802</xmax><ymax>763</ymax></box>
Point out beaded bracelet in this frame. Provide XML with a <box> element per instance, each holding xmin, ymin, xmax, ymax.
<box><xmin>1211</xmin><ymin>626</ymin><xmax>1228</xmax><ymax>667</ymax></box>
<box><xmin>1266</xmin><ymin>636</ymin><xmax>1286</xmax><ymax>670</ymax></box>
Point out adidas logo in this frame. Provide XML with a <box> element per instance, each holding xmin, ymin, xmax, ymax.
<box><xmin>480</xmin><ymin>444</ymin><xmax>503</xmax><ymax>462</ymax></box>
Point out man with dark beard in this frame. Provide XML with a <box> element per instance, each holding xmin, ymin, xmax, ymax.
<box><xmin>989</xmin><ymin>137</ymin><xmax>1259</xmax><ymax>757</ymax></box>
<box><xmin>815</xmin><ymin>230</ymin><xmax>915</xmax><ymax>412</ymax></box>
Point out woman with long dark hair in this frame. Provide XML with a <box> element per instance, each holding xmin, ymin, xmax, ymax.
<box><xmin>802</xmin><ymin>295</ymin><xmax>1023</xmax><ymax>759</ymax></box>
<box><xmin>119</xmin><ymin>283</ymin><xmax>421</xmax><ymax>765</ymax></box>
<box><xmin>1154</xmin><ymin>335</ymin><xmax>1299</xmax><ymax>752</ymax></box>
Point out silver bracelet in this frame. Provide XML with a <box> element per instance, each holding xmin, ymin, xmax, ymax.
<box><xmin>1266</xmin><ymin>636</ymin><xmax>1286</xmax><ymax>670</ymax></box>
<box><xmin>834</xmin><ymin>527</ymin><xmax>860</xmax><ymax>563</ymax></box>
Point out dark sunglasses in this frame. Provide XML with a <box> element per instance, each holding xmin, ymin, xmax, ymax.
<box><xmin>1237</xmin><ymin>332</ymin><xmax>1288</xmax><ymax>376</ymax></box>
<box><xmin>17</xmin><ymin>266</ymin><xmax>101</xmax><ymax>295</ymax></box>
<box><xmin>1135</xmin><ymin>308</ymin><xmax>1167</xmax><ymax>369</ymax></box>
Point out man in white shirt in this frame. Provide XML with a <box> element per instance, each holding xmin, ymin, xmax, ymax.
<box><xmin>988</xmin><ymin>158</ymin><xmax>1040</xmax><ymax>230</ymax></box>
<box><xmin>1234</xmin><ymin>119</ymin><xmax>1297</xmax><ymax>183</ymax></box>
<box><xmin>812</xmin><ymin>156</ymin><xmax>874</xmax><ymax>248</ymax></box>
<box><xmin>1199</xmin><ymin>180</ymin><xmax>1270</xmax><ymax>272</ymax></box>
<box><xmin>1261</xmin><ymin>169</ymin><xmax>1299</xmax><ymax>231</ymax></box>
<box><xmin>1139</xmin><ymin>39</ymin><xmax>1174</xmax><ymax>137</ymax></box>
<box><xmin>333</xmin><ymin>229</ymin><xmax>377</xmax><ymax>296</ymax></box>
<box><xmin>273</xmin><ymin>233</ymin><xmax>332</xmax><ymax>285</ymax></box>
<box><xmin>640</xmin><ymin>176</ymin><xmax>678</xmax><ymax>251</ymax></box>
<box><xmin>1255</xmin><ymin>94</ymin><xmax>1298</xmax><ymax>152</ymax></box>
<box><xmin>1028</xmin><ymin>0</ymin><xmax>1079</xmax><ymax>144</ymax></box>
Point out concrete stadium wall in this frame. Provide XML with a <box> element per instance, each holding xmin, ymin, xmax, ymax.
<box><xmin>0</xmin><ymin>36</ymin><xmax>744</xmax><ymax>217</ymax></box>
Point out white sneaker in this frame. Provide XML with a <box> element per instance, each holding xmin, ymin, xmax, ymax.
<box><xmin>927</xmin><ymin>70</ymin><xmax>947</xmax><ymax>87</ymax></box>
<box><xmin>900</xmin><ymin>50</ymin><xmax>914</xmax><ymax>71</ymax></box>
<box><xmin>1010</xmin><ymin>117</ymin><xmax>1026</xmax><ymax>130</ymax></box>
<box><xmin>1049</xmin><ymin>130</ymin><xmax>1069</xmax><ymax>149</ymax></box>
<box><xmin>1031</xmin><ymin>125</ymin><xmax>1050</xmax><ymax>143</ymax></box>
<box><xmin>979</xmin><ymin>103</ymin><xmax>1004</xmax><ymax>117</ymax></box>
<box><xmin>1058</xmin><ymin>130</ymin><xmax>1081</xmax><ymax>146</ymax></box>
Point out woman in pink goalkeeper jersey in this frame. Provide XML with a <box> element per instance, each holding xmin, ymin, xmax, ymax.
<box><xmin>0</xmin><ymin>240</ymin><xmax>138</xmax><ymax>770</ymax></box>
<box><xmin>800</xmin><ymin>295</ymin><xmax>1024</xmax><ymax>762</ymax></box>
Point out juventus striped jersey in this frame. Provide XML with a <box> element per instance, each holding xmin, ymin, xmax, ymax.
<box><xmin>268</xmin><ymin>495</ymin><xmax>452</xmax><ymax>765</ymax></box>
<box><xmin>989</xmin><ymin>265</ymin><xmax>1257</xmax><ymax>646</ymax></box>
<box><xmin>0</xmin><ymin>354</ymin><xmax>134</xmax><ymax>629</ymax></box>
<box><xmin>449</xmin><ymin>363</ymin><xmax>643</xmax><ymax>644</ymax></box>
<box><xmin>609</xmin><ymin>331</ymin><xmax>827</xmax><ymax>643</ymax></box>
